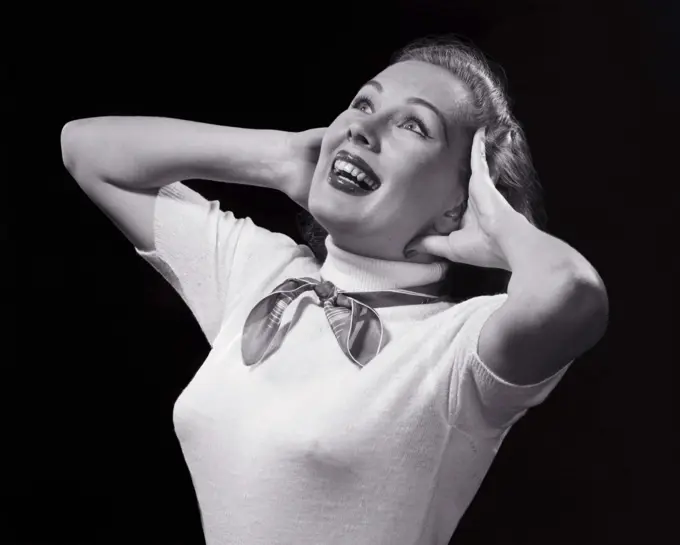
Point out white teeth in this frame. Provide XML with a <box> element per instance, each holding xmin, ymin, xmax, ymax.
<box><xmin>332</xmin><ymin>158</ymin><xmax>379</xmax><ymax>190</ymax></box>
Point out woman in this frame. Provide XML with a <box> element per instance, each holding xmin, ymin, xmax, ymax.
<box><xmin>61</xmin><ymin>37</ymin><xmax>608</xmax><ymax>545</ymax></box>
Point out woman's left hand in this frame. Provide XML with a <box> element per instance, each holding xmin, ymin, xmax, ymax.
<box><xmin>404</xmin><ymin>127</ymin><xmax>524</xmax><ymax>271</ymax></box>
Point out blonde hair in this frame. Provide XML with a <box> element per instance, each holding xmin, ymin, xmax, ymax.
<box><xmin>392</xmin><ymin>35</ymin><xmax>547</xmax><ymax>230</ymax></box>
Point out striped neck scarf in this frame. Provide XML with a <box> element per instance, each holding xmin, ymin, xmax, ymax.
<box><xmin>241</xmin><ymin>276</ymin><xmax>447</xmax><ymax>368</ymax></box>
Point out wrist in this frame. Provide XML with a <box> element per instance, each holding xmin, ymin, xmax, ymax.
<box><xmin>224</xmin><ymin>128</ymin><xmax>294</xmax><ymax>192</ymax></box>
<box><xmin>492</xmin><ymin>211</ymin><xmax>537</xmax><ymax>273</ymax></box>
<box><xmin>277</xmin><ymin>130</ymin><xmax>298</xmax><ymax>191</ymax></box>
<box><xmin>251</xmin><ymin>129</ymin><xmax>292</xmax><ymax>190</ymax></box>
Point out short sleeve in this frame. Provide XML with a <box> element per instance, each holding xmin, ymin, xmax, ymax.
<box><xmin>449</xmin><ymin>295</ymin><xmax>573</xmax><ymax>437</ymax></box>
<box><xmin>134</xmin><ymin>181</ymin><xmax>310</xmax><ymax>347</ymax></box>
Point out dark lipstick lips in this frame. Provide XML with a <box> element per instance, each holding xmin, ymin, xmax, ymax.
<box><xmin>334</xmin><ymin>150</ymin><xmax>381</xmax><ymax>186</ymax></box>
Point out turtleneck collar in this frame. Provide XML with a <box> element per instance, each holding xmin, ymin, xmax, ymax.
<box><xmin>318</xmin><ymin>235</ymin><xmax>450</xmax><ymax>292</ymax></box>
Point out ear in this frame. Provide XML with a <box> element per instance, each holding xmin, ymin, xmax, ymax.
<box><xmin>432</xmin><ymin>201</ymin><xmax>465</xmax><ymax>235</ymax></box>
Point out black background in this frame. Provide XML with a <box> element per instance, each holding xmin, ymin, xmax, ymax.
<box><xmin>6</xmin><ymin>1</ymin><xmax>676</xmax><ymax>543</ymax></box>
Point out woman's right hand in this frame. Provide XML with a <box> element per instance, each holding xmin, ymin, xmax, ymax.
<box><xmin>283</xmin><ymin>127</ymin><xmax>326</xmax><ymax>212</ymax></box>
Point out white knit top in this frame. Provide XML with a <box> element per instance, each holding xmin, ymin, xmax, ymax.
<box><xmin>135</xmin><ymin>181</ymin><xmax>572</xmax><ymax>545</ymax></box>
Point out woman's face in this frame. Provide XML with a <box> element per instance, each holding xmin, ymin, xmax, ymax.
<box><xmin>308</xmin><ymin>60</ymin><xmax>473</xmax><ymax>263</ymax></box>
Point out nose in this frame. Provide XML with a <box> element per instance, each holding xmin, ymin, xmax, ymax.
<box><xmin>346</xmin><ymin>119</ymin><xmax>380</xmax><ymax>152</ymax></box>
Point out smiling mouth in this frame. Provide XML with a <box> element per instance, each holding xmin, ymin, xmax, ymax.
<box><xmin>331</xmin><ymin>151</ymin><xmax>381</xmax><ymax>191</ymax></box>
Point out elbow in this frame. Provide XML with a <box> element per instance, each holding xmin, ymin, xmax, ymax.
<box><xmin>61</xmin><ymin>117</ymin><xmax>107</xmax><ymax>179</ymax></box>
<box><xmin>61</xmin><ymin>119</ymin><xmax>87</xmax><ymax>175</ymax></box>
<box><xmin>573</xmin><ymin>267</ymin><xmax>610</xmax><ymax>347</ymax></box>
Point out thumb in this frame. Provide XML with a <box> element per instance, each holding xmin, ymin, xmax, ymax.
<box><xmin>404</xmin><ymin>235</ymin><xmax>451</xmax><ymax>259</ymax></box>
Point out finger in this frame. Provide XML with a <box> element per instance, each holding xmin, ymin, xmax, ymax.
<box><xmin>404</xmin><ymin>235</ymin><xmax>451</xmax><ymax>259</ymax></box>
<box><xmin>469</xmin><ymin>127</ymin><xmax>502</xmax><ymax>213</ymax></box>
<box><xmin>470</xmin><ymin>127</ymin><xmax>491</xmax><ymax>180</ymax></box>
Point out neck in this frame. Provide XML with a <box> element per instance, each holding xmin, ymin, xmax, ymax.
<box><xmin>318</xmin><ymin>235</ymin><xmax>450</xmax><ymax>292</ymax></box>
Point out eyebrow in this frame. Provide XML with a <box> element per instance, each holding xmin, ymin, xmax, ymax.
<box><xmin>363</xmin><ymin>79</ymin><xmax>449</xmax><ymax>145</ymax></box>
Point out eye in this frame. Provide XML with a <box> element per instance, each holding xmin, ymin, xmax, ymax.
<box><xmin>400</xmin><ymin>115</ymin><xmax>430</xmax><ymax>138</ymax></box>
<box><xmin>350</xmin><ymin>94</ymin><xmax>374</xmax><ymax>114</ymax></box>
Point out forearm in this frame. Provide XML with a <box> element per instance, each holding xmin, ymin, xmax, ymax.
<box><xmin>61</xmin><ymin>116</ymin><xmax>292</xmax><ymax>191</ymax></box>
<box><xmin>496</xmin><ymin>213</ymin><xmax>607</xmax><ymax>298</ymax></box>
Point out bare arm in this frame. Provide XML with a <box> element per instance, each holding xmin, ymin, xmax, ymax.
<box><xmin>61</xmin><ymin>116</ymin><xmax>322</xmax><ymax>252</ymax></box>
<box><xmin>61</xmin><ymin>116</ymin><xmax>294</xmax><ymax>192</ymax></box>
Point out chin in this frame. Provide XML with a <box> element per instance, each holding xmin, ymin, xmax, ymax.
<box><xmin>309</xmin><ymin>194</ymin><xmax>363</xmax><ymax>233</ymax></box>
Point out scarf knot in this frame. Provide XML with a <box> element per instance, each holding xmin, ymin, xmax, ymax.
<box><xmin>241</xmin><ymin>276</ymin><xmax>447</xmax><ymax>368</ymax></box>
<box><xmin>313</xmin><ymin>280</ymin><xmax>338</xmax><ymax>303</ymax></box>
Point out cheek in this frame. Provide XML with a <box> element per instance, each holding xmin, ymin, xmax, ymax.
<box><xmin>390</xmin><ymin>150</ymin><xmax>444</xmax><ymax>191</ymax></box>
<box><xmin>395</xmin><ymin>156</ymin><xmax>462</xmax><ymax>209</ymax></box>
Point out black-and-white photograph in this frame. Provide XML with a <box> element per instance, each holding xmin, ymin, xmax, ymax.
<box><xmin>6</xmin><ymin>1</ymin><xmax>674</xmax><ymax>544</ymax></box>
